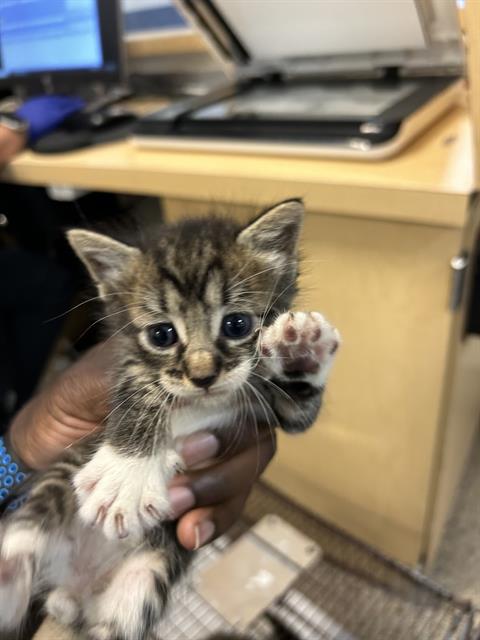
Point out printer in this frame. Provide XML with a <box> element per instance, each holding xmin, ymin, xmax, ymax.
<box><xmin>134</xmin><ymin>0</ymin><xmax>464</xmax><ymax>160</ymax></box>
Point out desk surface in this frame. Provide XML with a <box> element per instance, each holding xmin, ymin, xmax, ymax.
<box><xmin>1</xmin><ymin>105</ymin><xmax>474</xmax><ymax>228</ymax></box>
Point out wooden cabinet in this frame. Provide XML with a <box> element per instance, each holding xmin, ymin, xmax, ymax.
<box><xmin>3</xmin><ymin>103</ymin><xmax>478</xmax><ymax>565</ymax></box>
<box><xmin>267</xmin><ymin>209</ymin><xmax>480</xmax><ymax>565</ymax></box>
<box><xmin>164</xmin><ymin>196</ymin><xmax>480</xmax><ymax>565</ymax></box>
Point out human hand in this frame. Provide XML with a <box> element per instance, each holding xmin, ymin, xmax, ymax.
<box><xmin>16</xmin><ymin>94</ymin><xmax>85</xmax><ymax>144</ymax></box>
<box><xmin>7</xmin><ymin>343</ymin><xmax>277</xmax><ymax>549</ymax></box>
<box><xmin>0</xmin><ymin>125</ymin><xmax>26</xmax><ymax>164</ymax></box>
<box><xmin>169</xmin><ymin>424</ymin><xmax>277</xmax><ymax>550</ymax></box>
<box><xmin>7</xmin><ymin>344</ymin><xmax>110</xmax><ymax>470</ymax></box>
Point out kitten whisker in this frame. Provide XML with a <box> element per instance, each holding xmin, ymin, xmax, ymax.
<box><xmin>43</xmin><ymin>290</ymin><xmax>138</xmax><ymax>323</ymax></box>
<box><xmin>103</xmin><ymin>311</ymin><xmax>154</xmax><ymax>344</ymax></box>
<box><xmin>138</xmin><ymin>388</ymin><xmax>173</xmax><ymax>456</ymax></box>
<box><xmin>250</xmin><ymin>370</ymin><xmax>304</xmax><ymax>414</ymax></box>
<box><xmin>227</xmin><ymin>259</ymin><xmax>297</xmax><ymax>292</ymax></box>
<box><xmin>242</xmin><ymin>381</ymin><xmax>276</xmax><ymax>481</ymax></box>
<box><xmin>104</xmin><ymin>381</ymin><xmax>156</xmax><ymax>424</ymax></box>
<box><xmin>216</xmin><ymin>391</ymin><xmax>247</xmax><ymax>461</ymax></box>
<box><xmin>74</xmin><ymin>305</ymin><xmax>146</xmax><ymax>343</ymax></box>
<box><xmin>261</xmin><ymin>279</ymin><xmax>296</xmax><ymax>328</ymax></box>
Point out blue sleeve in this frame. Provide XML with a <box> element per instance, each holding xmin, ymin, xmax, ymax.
<box><xmin>0</xmin><ymin>434</ymin><xmax>30</xmax><ymax>511</ymax></box>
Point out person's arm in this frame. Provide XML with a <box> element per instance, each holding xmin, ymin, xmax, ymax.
<box><xmin>0</xmin><ymin>94</ymin><xmax>85</xmax><ymax>167</ymax></box>
<box><xmin>0</xmin><ymin>125</ymin><xmax>26</xmax><ymax>165</ymax></box>
<box><xmin>4</xmin><ymin>344</ymin><xmax>276</xmax><ymax>550</ymax></box>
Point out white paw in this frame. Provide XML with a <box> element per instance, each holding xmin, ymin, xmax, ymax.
<box><xmin>87</xmin><ymin>623</ymin><xmax>113</xmax><ymax>640</ymax></box>
<box><xmin>45</xmin><ymin>588</ymin><xmax>80</xmax><ymax>626</ymax></box>
<box><xmin>1</xmin><ymin>524</ymin><xmax>48</xmax><ymax>560</ymax></box>
<box><xmin>260</xmin><ymin>311</ymin><xmax>341</xmax><ymax>387</ymax></box>
<box><xmin>0</xmin><ymin>554</ymin><xmax>33</xmax><ymax>630</ymax></box>
<box><xmin>0</xmin><ymin>525</ymin><xmax>38</xmax><ymax>630</ymax></box>
<box><xmin>74</xmin><ymin>445</ymin><xmax>171</xmax><ymax>542</ymax></box>
<box><xmin>165</xmin><ymin>449</ymin><xmax>184</xmax><ymax>476</ymax></box>
<box><xmin>86</xmin><ymin>551</ymin><xmax>167</xmax><ymax>638</ymax></box>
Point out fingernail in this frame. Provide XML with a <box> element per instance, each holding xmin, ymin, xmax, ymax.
<box><xmin>194</xmin><ymin>520</ymin><xmax>216</xmax><ymax>550</ymax></box>
<box><xmin>178</xmin><ymin>433</ymin><xmax>220</xmax><ymax>468</ymax></box>
<box><xmin>168</xmin><ymin>486</ymin><xmax>195</xmax><ymax>518</ymax></box>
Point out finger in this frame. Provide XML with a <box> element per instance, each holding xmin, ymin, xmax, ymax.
<box><xmin>51</xmin><ymin>343</ymin><xmax>112</xmax><ymax>424</ymax></box>
<box><xmin>176</xmin><ymin>493</ymin><xmax>249</xmax><ymax>550</ymax></box>
<box><xmin>179</xmin><ymin>421</ymin><xmax>277</xmax><ymax>469</ymax></box>
<box><xmin>169</xmin><ymin>434</ymin><xmax>276</xmax><ymax>517</ymax></box>
<box><xmin>215</xmin><ymin>421</ymin><xmax>277</xmax><ymax>463</ymax></box>
<box><xmin>177</xmin><ymin>432</ymin><xmax>220</xmax><ymax>469</ymax></box>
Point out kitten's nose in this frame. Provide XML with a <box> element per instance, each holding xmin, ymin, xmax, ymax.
<box><xmin>185</xmin><ymin>349</ymin><xmax>219</xmax><ymax>389</ymax></box>
<box><xmin>190</xmin><ymin>374</ymin><xmax>217</xmax><ymax>389</ymax></box>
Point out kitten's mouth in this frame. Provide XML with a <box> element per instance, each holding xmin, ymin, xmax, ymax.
<box><xmin>166</xmin><ymin>363</ymin><xmax>251</xmax><ymax>401</ymax></box>
<box><xmin>188</xmin><ymin>387</ymin><xmax>223</xmax><ymax>398</ymax></box>
<box><xmin>170</xmin><ymin>385</ymin><xmax>225</xmax><ymax>402</ymax></box>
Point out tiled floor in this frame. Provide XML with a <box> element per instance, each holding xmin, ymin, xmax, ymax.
<box><xmin>26</xmin><ymin>433</ymin><xmax>480</xmax><ymax>640</ymax></box>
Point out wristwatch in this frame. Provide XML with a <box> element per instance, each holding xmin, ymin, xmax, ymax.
<box><xmin>0</xmin><ymin>112</ymin><xmax>28</xmax><ymax>134</ymax></box>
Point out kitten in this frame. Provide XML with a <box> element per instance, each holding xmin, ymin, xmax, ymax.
<box><xmin>0</xmin><ymin>200</ymin><xmax>340</xmax><ymax>639</ymax></box>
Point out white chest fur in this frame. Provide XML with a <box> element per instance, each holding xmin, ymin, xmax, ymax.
<box><xmin>170</xmin><ymin>398</ymin><xmax>241</xmax><ymax>440</ymax></box>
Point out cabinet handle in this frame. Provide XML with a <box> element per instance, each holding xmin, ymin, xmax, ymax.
<box><xmin>449</xmin><ymin>252</ymin><xmax>469</xmax><ymax>311</ymax></box>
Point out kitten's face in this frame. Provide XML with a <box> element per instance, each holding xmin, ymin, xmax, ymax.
<box><xmin>68</xmin><ymin>200</ymin><xmax>303</xmax><ymax>403</ymax></box>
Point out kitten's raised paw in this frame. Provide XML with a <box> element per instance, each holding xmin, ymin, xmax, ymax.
<box><xmin>260</xmin><ymin>311</ymin><xmax>340</xmax><ymax>388</ymax></box>
<box><xmin>74</xmin><ymin>445</ymin><xmax>171</xmax><ymax>542</ymax></box>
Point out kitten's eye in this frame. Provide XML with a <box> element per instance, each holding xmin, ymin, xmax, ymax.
<box><xmin>147</xmin><ymin>323</ymin><xmax>178</xmax><ymax>348</ymax></box>
<box><xmin>221</xmin><ymin>313</ymin><xmax>253</xmax><ymax>339</ymax></box>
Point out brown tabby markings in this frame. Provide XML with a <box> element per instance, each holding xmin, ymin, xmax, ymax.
<box><xmin>0</xmin><ymin>200</ymin><xmax>341</xmax><ymax>640</ymax></box>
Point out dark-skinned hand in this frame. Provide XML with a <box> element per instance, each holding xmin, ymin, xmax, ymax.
<box><xmin>7</xmin><ymin>344</ymin><xmax>277</xmax><ymax>549</ymax></box>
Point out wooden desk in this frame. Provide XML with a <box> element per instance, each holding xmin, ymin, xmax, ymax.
<box><xmin>2</xmin><ymin>106</ymin><xmax>474</xmax><ymax>227</ymax></box>
<box><xmin>2</xmin><ymin>106</ymin><xmax>479</xmax><ymax>565</ymax></box>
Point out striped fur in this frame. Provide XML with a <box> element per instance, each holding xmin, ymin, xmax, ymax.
<box><xmin>0</xmin><ymin>200</ymin><xmax>340</xmax><ymax>639</ymax></box>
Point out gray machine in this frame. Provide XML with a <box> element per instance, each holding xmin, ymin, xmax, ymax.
<box><xmin>134</xmin><ymin>0</ymin><xmax>464</xmax><ymax>160</ymax></box>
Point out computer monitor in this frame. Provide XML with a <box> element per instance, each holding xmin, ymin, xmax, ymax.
<box><xmin>0</xmin><ymin>0</ymin><xmax>123</xmax><ymax>90</ymax></box>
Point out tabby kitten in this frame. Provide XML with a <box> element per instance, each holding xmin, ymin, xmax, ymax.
<box><xmin>0</xmin><ymin>200</ymin><xmax>340</xmax><ymax>639</ymax></box>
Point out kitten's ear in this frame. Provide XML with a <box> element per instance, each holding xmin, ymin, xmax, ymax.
<box><xmin>67</xmin><ymin>229</ymin><xmax>140</xmax><ymax>293</ymax></box>
<box><xmin>237</xmin><ymin>199</ymin><xmax>304</xmax><ymax>262</ymax></box>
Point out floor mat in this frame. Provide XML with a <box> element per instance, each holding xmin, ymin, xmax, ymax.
<box><xmin>32</xmin><ymin>481</ymin><xmax>477</xmax><ymax>640</ymax></box>
<box><xmin>156</xmin><ymin>482</ymin><xmax>476</xmax><ymax>640</ymax></box>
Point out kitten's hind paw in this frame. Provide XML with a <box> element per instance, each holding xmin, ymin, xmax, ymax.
<box><xmin>45</xmin><ymin>588</ymin><xmax>80</xmax><ymax>626</ymax></box>
<box><xmin>0</xmin><ymin>524</ymin><xmax>49</xmax><ymax>630</ymax></box>
<box><xmin>260</xmin><ymin>311</ymin><xmax>340</xmax><ymax>388</ymax></box>
<box><xmin>87</xmin><ymin>623</ymin><xmax>113</xmax><ymax>640</ymax></box>
<box><xmin>86</xmin><ymin>550</ymin><xmax>169</xmax><ymax>640</ymax></box>
<box><xmin>0</xmin><ymin>552</ymin><xmax>34</xmax><ymax>630</ymax></box>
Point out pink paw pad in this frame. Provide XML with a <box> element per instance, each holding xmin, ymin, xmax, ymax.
<box><xmin>260</xmin><ymin>311</ymin><xmax>340</xmax><ymax>384</ymax></box>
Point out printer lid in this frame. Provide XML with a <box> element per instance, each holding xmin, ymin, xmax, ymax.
<box><xmin>178</xmin><ymin>0</ymin><xmax>463</xmax><ymax>76</ymax></box>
